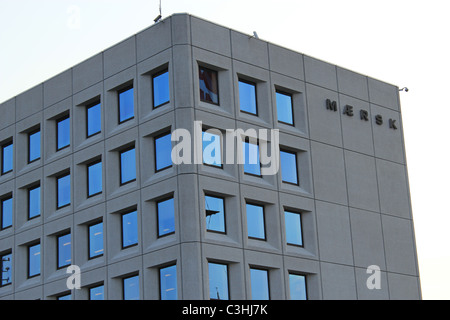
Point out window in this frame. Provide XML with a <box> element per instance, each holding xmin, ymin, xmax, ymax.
<box><xmin>120</xmin><ymin>147</ymin><xmax>136</xmax><ymax>185</ymax></box>
<box><xmin>57</xmin><ymin>293</ymin><xmax>71</xmax><ymax>300</ymax></box>
<box><xmin>285</xmin><ymin>210</ymin><xmax>303</xmax><ymax>246</ymax></box>
<box><xmin>28</xmin><ymin>129</ymin><xmax>41</xmax><ymax>163</ymax></box>
<box><xmin>1</xmin><ymin>195</ymin><xmax>12</xmax><ymax>230</ymax></box>
<box><xmin>28</xmin><ymin>185</ymin><xmax>40</xmax><ymax>220</ymax></box>
<box><xmin>1</xmin><ymin>140</ymin><xmax>13</xmax><ymax>175</ymax></box>
<box><xmin>28</xmin><ymin>242</ymin><xmax>40</xmax><ymax>278</ymax></box>
<box><xmin>239</xmin><ymin>79</ymin><xmax>257</xmax><ymax>115</ymax></box>
<box><xmin>202</xmin><ymin>130</ymin><xmax>222</xmax><ymax>167</ymax></box>
<box><xmin>118</xmin><ymin>86</ymin><xmax>134</xmax><ymax>123</ymax></box>
<box><xmin>153</xmin><ymin>69</ymin><xmax>170</xmax><ymax>108</ymax></box>
<box><xmin>155</xmin><ymin>133</ymin><xmax>172</xmax><ymax>172</ymax></box>
<box><xmin>208</xmin><ymin>262</ymin><xmax>229</xmax><ymax>300</ymax></box>
<box><xmin>0</xmin><ymin>252</ymin><xmax>12</xmax><ymax>287</ymax></box>
<box><xmin>276</xmin><ymin>90</ymin><xmax>294</xmax><ymax>125</ymax></box>
<box><xmin>86</xmin><ymin>101</ymin><xmax>101</xmax><ymax>137</ymax></box>
<box><xmin>250</xmin><ymin>268</ymin><xmax>270</xmax><ymax>300</ymax></box>
<box><xmin>56</xmin><ymin>115</ymin><xmax>70</xmax><ymax>151</ymax></box>
<box><xmin>246</xmin><ymin>203</ymin><xmax>265</xmax><ymax>240</ymax></box>
<box><xmin>88</xmin><ymin>221</ymin><xmax>104</xmax><ymax>259</ymax></box>
<box><xmin>159</xmin><ymin>264</ymin><xmax>177</xmax><ymax>300</ymax></box>
<box><xmin>289</xmin><ymin>273</ymin><xmax>307</xmax><ymax>300</ymax></box>
<box><xmin>123</xmin><ymin>275</ymin><xmax>139</xmax><ymax>300</ymax></box>
<box><xmin>57</xmin><ymin>173</ymin><xmax>71</xmax><ymax>209</ymax></box>
<box><xmin>199</xmin><ymin>66</ymin><xmax>219</xmax><ymax>105</ymax></box>
<box><xmin>242</xmin><ymin>140</ymin><xmax>261</xmax><ymax>176</ymax></box>
<box><xmin>205</xmin><ymin>195</ymin><xmax>225</xmax><ymax>233</ymax></box>
<box><xmin>89</xmin><ymin>284</ymin><xmax>104</xmax><ymax>300</ymax></box>
<box><xmin>121</xmin><ymin>210</ymin><xmax>138</xmax><ymax>249</ymax></box>
<box><xmin>57</xmin><ymin>232</ymin><xmax>71</xmax><ymax>269</ymax></box>
<box><xmin>280</xmin><ymin>150</ymin><xmax>299</xmax><ymax>185</ymax></box>
<box><xmin>87</xmin><ymin>160</ymin><xmax>102</xmax><ymax>197</ymax></box>
<box><xmin>157</xmin><ymin>197</ymin><xmax>175</xmax><ymax>237</ymax></box>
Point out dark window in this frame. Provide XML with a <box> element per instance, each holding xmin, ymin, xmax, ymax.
<box><xmin>205</xmin><ymin>195</ymin><xmax>225</xmax><ymax>233</ymax></box>
<box><xmin>57</xmin><ymin>173</ymin><xmax>71</xmax><ymax>209</ymax></box>
<box><xmin>118</xmin><ymin>86</ymin><xmax>134</xmax><ymax>123</ymax></box>
<box><xmin>28</xmin><ymin>242</ymin><xmax>40</xmax><ymax>278</ymax></box>
<box><xmin>289</xmin><ymin>273</ymin><xmax>307</xmax><ymax>300</ymax></box>
<box><xmin>28</xmin><ymin>129</ymin><xmax>41</xmax><ymax>163</ymax></box>
<box><xmin>199</xmin><ymin>66</ymin><xmax>219</xmax><ymax>105</ymax></box>
<box><xmin>1</xmin><ymin>141</ymin><xmax>13</xmax><ymax>175</ymax></box>
<box><xmin>121</xmin><ymin>210</ymin><xmax>138</xmax><ymax>249</ymax></box>
<box><xmin>56</xmin><ymin>115</ymin><xmax>70</xmax><ymax>151</ymax></box>
<box><xmin>86</xmin><ymin>101</ymin><xmax>101</xmax><ymax>137</ymax></box>
<box><xmin>285</xmin><ymin>210</ymin><xmax>303</xmax><ymax>246</ymax></box>
<box><xmin>57</xmin><ymin>232</ymin><xmax>71</xmax><ymax>269</ymax></box>
<box><xmin>202</xmin><ymin>131</ymin><xmax>222</xmax><ymax>167</ymax></box>
<box><xmin>155</xmin><ymin>133</ymin><xmax>172</xmax><ymax>172</ymax></box>
<box><xmin>243</xmin><ymin>140</ymin><xmax>261</xmax><ymax>176</ymax></box>
<box><xmin>159</xmin><ymin>264</ymin><xmax>177</xmax><ymax>300</ymax></box>
<box><xmin>89</xmin><ymin>284</ymin><xmax>104</xmax><ymax>300</ymax></box>
<box><xmin>157</xmin><ymin>197</ymin><xmax>175</xmax><ymax>237</ymax></box>
<box><xmin>239</xmin><ymin>79</ymin><xmax>257</xmax><ymax>115</ymax></box>
<box><xmin>250</xmin><ymin>268</ymin><xmax>270</xmax><ymax>300</ymax></box>
<box><xmin>246</xmin><ymin>203</ymin><xmax>265</xmax><ymax>240</ymax></box>
<box><xmin>0</xmin><ymin>252</ymin><xmax>12</xmax><ymax>287</ymax></box>
<box><xmin>123</xmin><ymin>274</ymin><xmax>139</xmax><ymax>300</ymax></box>
<box><xmin>280</xmin><ymin>150</ymin><xmax>298</xmax><ymax>185</ymax></box>
<box><xmin>1</xmin><ymin>195</ymin><xmax>12</xmax><ymax>230</ymax></box>
<box><xmin>153</xmin><ymin>69</ymin><xmax>170</xmax><ymax>108</ymax></box>
<box><xmin>276</xmin><ymin>90</ymin><xmax>294</xmax><ymax>125</ymax></box>
<box><xmin>28</xmin><ymin>185</ymin><xmax>40</xmax><ymax>220</ymax></box>
<box><xmin>87</xmin><ymin>160</ymin><xmax>102</xmax><ymax>197</ymax></box>
<box><xmin>208</xmin><ymin>262</ymin><xmax>229</xmax><ymax>300</ymax></box>
<box><xmin>120</xmin><ymin>147</ymin><xmax>136</xmax><ymax>185</ymax></box>
<box><xmin>88</xmin><ymin>221</ymin><xmax>104</xmax><ymax>259</ymax></box>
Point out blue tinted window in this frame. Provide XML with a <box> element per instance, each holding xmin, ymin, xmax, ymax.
<box><xmin>289</xmin><ymin>274</ymin><xmax>307</xmax><ymax>300</ymax></box>
<box><xmin>89</xmin><ymin>222</ymin><xmax>104</xmax><ymax>259</ymax></box>
<box><xmin>276</xmin><ymin>91</ymin><xmax>294</xmax><ymax>125</ymax></box>
<box><xmin>1</xmin><ymin>196</ymin><xmax>12</xmax><ymax>230</ymax></box>
<box><xmin>57</xmin><ymin>173</ymin><xmax>71</xmax><ymax>208</ymax></box>
<box><xmin>122</xmin><ymin>210</ymin><xmax>138</xmax><ymax>248</ymax></box>
<box><xmin>250</xmin><ymin>269</ymin><xmax>270</xmax><ymax>300</ymax></box>
<box><xmin>205</xmin><ymin>195</ymin><xmax>225</xmax><ymax>233</ymax></box>
<box><xmin>57</xmin><ymin>116</ymin><xmax>70</xmax><ymax>150</ymax></box>
<box><xmin>243</xmin><ymin>141</ymin><xmax>260</xmax><ymax>176</ymax></box>
<box><xmin>202</xmin><ymin>131</ymin><xmax>222</xmax><ymax>167</ymax></box>
<box><xmin>153</xmin><ymin>70</ymin><xmax>170</xmax><ymax>108</ymax></box>
<box><xmin>160</xmin><ymin>265</ymin><xmax>177</xmax><ymax>300</ymax></box>
<box><xmin>239</xmin><ymin>80</ymin><xmax>257</xmax><ymax>115</ymax></box>
<box><xmin>155</xmin><ymin>133</ymin><xmax>172</xmax><ymax>171</ymax></box>
<box><xmin>119</xmin><ymin>87</ymin><xmax>134</xmax><ymax>123</ymax></box>
<box><xmin>280</xmin><ymin>150</ymin><xmax>298</xmax><ymax>185</ymax></box>
<box><xmin>28</xmin><ymin>185</ymin><xmax>40</xmax><ymax>219</ymax></box>
<box><xmin>88</xmin><ymin>161</ymin><xmax>102</xmax><ymax>197</ymax></box>
<box><xmin>57</xmin><ymin>294</ymin><xmax>71</xmax><ymax>300</ymax></box>
<box><xmin>1</xmin><ymin>142</ymin><xmax>13</xmax><ymax>174</ymax></box>
<box><xmin>28</xmin><ymin>130</ymin><xmax>40</xmax><ymax>163</ymax></box>
<box><xmin>208</xmin><ymin>262</ymin><xmax>228</xmax><ymax>300</ymax></box>
<box><xmin>285</xmin><ymin>211</ymin><xmax>303</xmax><ymax>246</ymax></box>
<box><xmin>123</xmin><ymin>275</ymin><xmax>139</xmax><ymax>300</ymax></box>
<box><xmin>28</xmin><ymin>243</ymin><xmax>40</xmax><ymax>278</ymax></box>
<box><xmin>120</xmin><ymin>148</ymin><xmax>136</xmax><ymax>184</ymax></box>
<box><xmin>246</xmin><ymin>203</ymin><xmax>265</xmax><ymax>240</ymax></box>
<box><xmin>87</xmin><ymin>102</ymin><xmax>101</xmax><ymax>137</ymax></box>
<box><xmin>90</xmin><ymin>285</ymin><xmax>104</xmax><ymax>300</ymax></box>
<box><xmin>199</xmin><ymin>66</ymin><xmax>219</xmax><ymax>105</ymax></box>
<box><xmin>0</xmin><ymin>252</ymin><xmax>12</xmax><ymax>286</ymax></box>
<box><xmin>57</xmin><ymin>233</ymin><xmax>71</xmax><ymax>269</ymax></box>
<box><xmin>157</xmin><ymin>197</ymin><xmax>175</xmax><ymax>237</ymax></box>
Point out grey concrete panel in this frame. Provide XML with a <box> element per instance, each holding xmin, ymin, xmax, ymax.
<box><xmin>337</xmin><ymin>67</ymin><xmax>369</xmax><ymax>101</ymax></box>
<box><xmin>43</xmin><ymin>70</ymin><xmax>72</xmax><ymax>108</ymax></box>
<box><xmin>171</xmin><ymin>13</ymin><xmax>191</xmax><ymax>45</ymax></box>
<box><xmin>0</xmin><ymin>98</ymin><xmax>15</xmax><ymax>130</ymax></box>
<box><xmin>368</xmin><ymin>77</ymin><xmax>399</xmax><ymax>111</ymax></box>
<box><xmin>191</xmin><ymin>16</ymin><xmax>231</xmax><ymax>57</ymax></box>
<box><xmin>72</xmin><ymin>53</ymin><xmax>103</xmax><ymax>94</ymax></box>
<box><xmin>304</xmin><ymin>56</ymin><xmax>337</xmax><ymax>91</ymax></box>
<box><xmin>103</xmin><ymin>36</ymin><xmax>136</xmax><ymax>79</ymax></box>
<box><xmin>137</xmin><ymin>17</ymin><xmax>172</xmax><ymax>62</ymax></box>
<box><xmin>320</xmin><ymin>262</ymin><xmax>357</xmax><ymax>299</ymax></box>
<box><xmin>354</xmin><ymin>267</ymin><xmax>389</xmax><ymax>300</ymax></box>
<box><xmin>387</xmin><ymin>272</ymin><xmax>421</xmax><ymax>300</ymax></box>
<box><xmin>16</xmin><ymin>84</ymin><xmax>43</xmax><ymax>121</ymax></box>
<box><xmin>268</xmin><ymin>43</ymin><xmax>304</xmax><ymax>80</ymax></box>
<box><xmin>231</xmin><ymin>30</ymin><xmax>269</xmax><ymax>69</ymax></box>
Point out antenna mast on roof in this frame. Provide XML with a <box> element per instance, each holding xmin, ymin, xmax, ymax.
<box><xmin>154</xmin><ymin>0</ymin><xmax>162</xmax><ymax>23</ymax></box>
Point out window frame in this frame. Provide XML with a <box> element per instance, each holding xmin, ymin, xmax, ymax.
<box><xmin>121</xmin><ymin>209</ymin><xmax>138</xmax><ymax>249</ymax></box>
<box><xmin>245</xmin><ymin>202</ymin><xmax>266</xmax><ymax>241</ymax></box>
<box><xmin>119</xmin><ymin>146</ymin><xmax>136</xmax><ymax>186</ymax></box>
<box><xmin>117</xmin><ymin>85</ymin><xmax>135</xmax><ymax>124</ymax></box>
<box><xmin>238</xmin><ymin>78</ymin><xmax>258</xmax><ymax>116</ymax></box>
<box><xmin>276</xmin><ymin>90</ymin><xmax>295</xmax><ymax>126</ymax></box>
<box><xmin>56</xmin><ymin>231</ymin><xmax>72</xmax><ymax>270</ymax></box>
<box><xmin>88</xmin><ymin>220</ymin><xmax>104</xmax><ymax>260</ymax></box>
<box><xmin>86</xmin><ymin>100</ymin><xmax>102</xmax><ymax>138</ymax></box>
<box><xmin>156</xmin><ymin>196</ymin><xmax>175</xmax><ymax>238</ymax></box>
<box><xmin>87</xmin><ymin>159</ymin><xmax>103</xmax><ymax>198</ymax></box>
<box><xmin>56</xmin><ymin>172</ymin><xmax>71</xmax><ymax>209</ymax></box>
<box><xmin>28</xmin><ymin>128</ymin><xmax>41</xmax><ymax>164</ymax></box>
<box><xmin>152</xmin><ymin>68</ymin><xmax>170</xmax><ymax>109</ymax></box>
<box><xmin>1</xmin><ymin>140</ymin><xmax>13</xmax><ymax>175</ymax></box>
<box><xmin>27</xmin><ymin>183</ymin><xmax>41</xmax><ymax>220</ymax></box>
<box><xmin>56</xmin><ymin>114</ymin><xmax>70</xmax><ymax>151</ymax></box>
<box><xmin>0</xmin><ymin>194</ymin><xmax>13</xmax><ymax>231</ymax></box>
<box><xmin>154</xmin><ymin>132</ymin><xmax>173</xmax><ymax>173</ymax></box>
<box><xmin>284</xmin><ymin>210</ymin><xmax>304</xmax><ymax>247</ymax></box>
<box><xmin>280</xmin><ymin>149</ymin><xmax>299</xmax><ymax>186</ymax></box>
<box><xmin>199</xmin><ymin>65</ymin><xmax>220</xmax><ymax>106</ymax></box>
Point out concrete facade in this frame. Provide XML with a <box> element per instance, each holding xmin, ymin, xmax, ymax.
<box><xmin>0</xmin><ymin>13</ymin><xmax>420</xmax><ymax>299</ymax></box>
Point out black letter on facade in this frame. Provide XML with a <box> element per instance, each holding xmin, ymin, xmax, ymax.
<box><xmin>326</xmin><ymin>99</ymin><xmax>337</xmax><ymax>112</ymax></box>
<box><xmin>360</xmin><ymin>109</ymin><xmax>369</xmax><ymax>121</ymax></box>
<box><xmin>389</xmin><ymin>119</ymin><xmax>397</xmax><ymax>130</ymax></box>
<box><xmin>343</xmin><ymin>105</ymin><xmax>354</xmax><ymax>117</ymax></box>
<box><xmin>375</xmin><ymin>115</ymin><xmax>383</xmax><ymax>126</ymax></box>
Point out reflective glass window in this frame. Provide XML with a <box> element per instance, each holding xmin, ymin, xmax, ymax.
<box><xmin>90</xmin><ymin>285</ymin><xmax>104</xmax><ymax>300</ymax></box>
<box><xmin>122</xmin><ymin>210</ymin><xmax>138</xmax><ymax>248</ymax></box>
<box><xmin>57</xmin><ymin>116</ymin><xmax>70</xmax><ymax>150</ymax></box>
<box><xmin>239</xmin><ymin>80</ymin><xmax>257</xmax><ymax>115</ymax></box>
<box><xmin>57</xmin><ymin>233</ymin><xmax>71</xmax><ymax>269</ymax></box>
<box><xmin>250</xmin><ymin>268</ymin><xmax>270</xmax><ymax>300</ymax></box>
<box><xmin>242</xmin><ymin>140</ymin><xmax>260</xmax><ymax>176</ymax></box>
<box><xmin>57</xmin><ymin>173</ymin><xmax>71</xmax><ymax>208</ymax></box>
<box><xmin>1</xmin><ymin>141</ymin><xmax>13</xmax><ymax>174</ymax></box>
<box><xmin>276</xmin><ymin>91</ymin><xmax>294</xmax><ymax>125</ymax></box>
<box><xmin>153</xmin><ymin>69</ymin><xmax>170</xmax><ymax>108</ymax></box>
<box><xmin>28</xmin><ymin>185</ymin><xmax>40</xmax><ymax>219</ymax></box>
<box><xmin>1</xmin><ymin>196</ymin><xmax>12</xmax><ymax>230</ymax></box>
<box><xmin>155</xmin><ymin>133</ymin><xmax>172</xmax><ymax>172</ymax></box>
<box><xmin>157</xmin><ymin>197</ymin><xmax>175</xmax><ymax>237</ymax></box>
<box><xmin>123</xmin><ymin>275</ymin><xmax>139</xmax><ymax>300</ymax></box>
<box><xmin>0</xmin><ymin>252</ymin><xmax>12</xmax><ymax>286</ymax></box>
<box><xmin>289</xmin><ymin>273</ymin><xmax>307</xmax><ymax>300</ymax></box>
<box><xmin>285</xmin><ymin>210</ymin><xmax>303</xmax><ymax>246</ymax></box>
<box><xmin>246</xmin><ymin>203</ymin><xmax>265</xmax><ymax>240</ymax></box>
<box><xmin>28</xmin><ymin>130</ymin><xmax>40</xmax><ymax>163</ymax></box>
<box><xmin>28</xmin><ymin>243</ymin><xmax>40</xmax><ymax>278</ymax></box>
<box><xmin>205</xmin><ymin>195</ymin><xmax>225</xmax><ymax>233</ymax></box>
<box><xmin>120</xmin><ymin>147</ymin><xmax>136</xmax><ymax>184</ymax></box>
<box><xmin>208</xmin><ymin>262</ymin><xmax>229</xmax><ymax>300</ymax></box>
<box><xmin>89</xmin><ymin>221</ymin><xmax>104</xmax><ymax>259</ymax></box>
<box><xmin>160</xmin><ymin>264</ymin><xmax>177</xmax><ymax>300</ymax></box>
<box><xmin>87</xmin><ymin>160</ymin><xmax>102</xmax><ymax>197</ymax></box>
<box><xmin>202</xmin><ymin>131</ymin><xmax>222</xmax><ymax>167</ymax></box>
<box><xmin>199</xmin><ymin>66</ymin><xmax>219</xmax><ymax>105</ymax></box>
<box><xmin>280</xmin><ymin>150</ymin><xmax>298</xmax><ymax>185</ymax></box>
<box><xmin>87</xmin><ymin>102</ymin><xmax>101</xmax><ymax>137</ymax></box>
<box><xmin>118</xmin><ymin>86</ymin><xmax>134</xmax><ymax>123</ymax></box>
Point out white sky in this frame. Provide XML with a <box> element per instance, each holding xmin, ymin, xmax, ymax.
<box><xmin>1</xmin><ymin>0</ymin><xmax>449</xmax><ymax>300</ymax></box>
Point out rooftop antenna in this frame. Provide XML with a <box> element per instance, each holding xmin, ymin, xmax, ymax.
<box><xmin>154</xmin><ymin>0</ymin><xmax>162</xmax><ymax>23</ymax></box>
